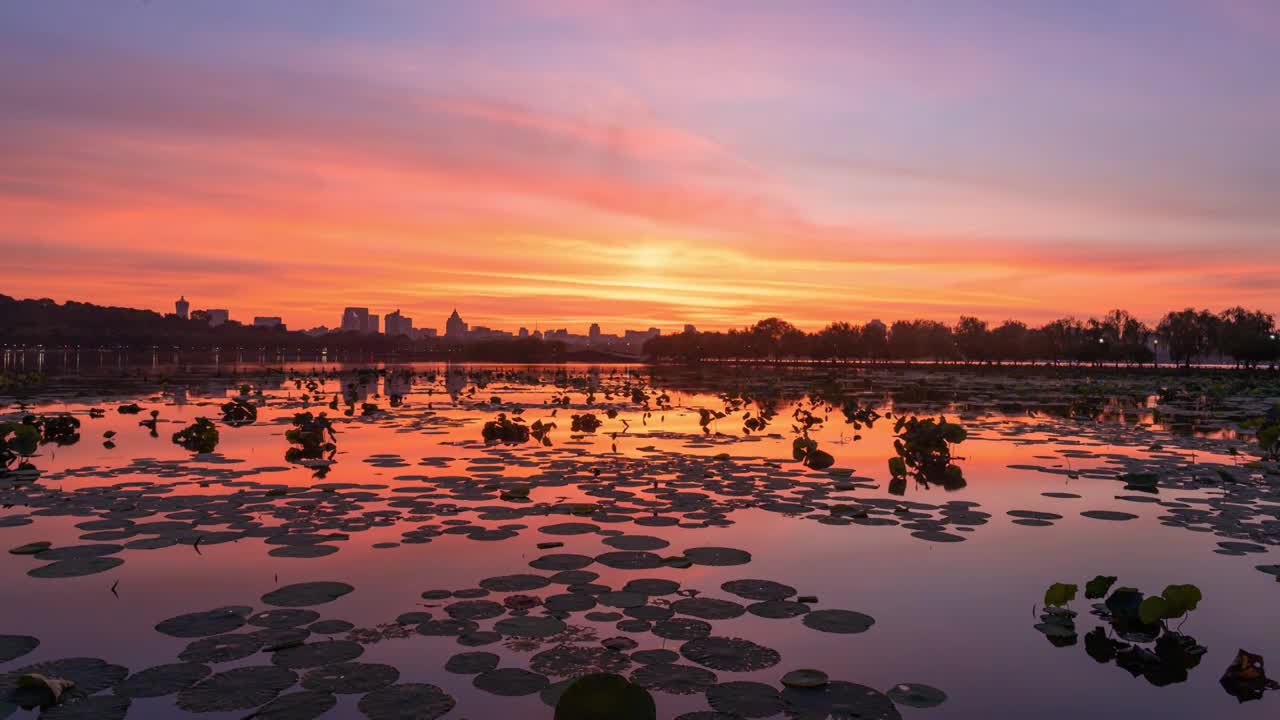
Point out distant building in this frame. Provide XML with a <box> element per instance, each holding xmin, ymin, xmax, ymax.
<box><xmin>518</xmin><ymin>327</ymin><xmax>529</xmax><ymax>338</ymax></box>
<box><xmin>683</xmin><ymin>324</ymin><xmax>697</xmax><ymax>334</ymax></box>
<box><xmin>254</xmin><ymin>316</ymin><xmax>283</xmax><ymax>329</ymax></box>
<box><xmin>416</xmin><ymin>328</ymin><xmax>439</xmax><ymax>339</ymax></box>
<box><xmin>175</xmin><ymin>296</ymin><xmax>190</xmax><ymax>320</ymax></box>
<box><xmin>445</xmin><ymin>309</ymin><xmax>468</xmax><ymax>338</ymax></box>
<box><xmin>385</xmin><ymin>309</ymin><xmax>413</xmax><ymax>337</ymax></box>
<box><xmin>207</xmin><ymin>309</ymin><xmax>229</xmax><ymax>327</ymax></box>
<box><xmin>532</xmin><ymin>329</ymin><xmax>543</xmax><ymax>339</ymax></box>
<box><xmin>589</xmin><ymin>323</ymin><xmax>601</xmax><ymax>340</ymax></box>
<box><xmin>341</xmin><ymin>307</ymin><xmax>370</xmax><ymax>333</ymax></box>
<box><xmin>368</xmin><ymin>314</ymin><xmax>380</xmax><ymax>334</ymax></box>
<box><xmin>305</xmin><ymin>326</ymin><xmax>330</xmax><ymax>337</ymax></box>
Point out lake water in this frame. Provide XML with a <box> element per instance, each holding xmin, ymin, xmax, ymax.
<box><xmin>2</xmin><ymin>364</ymin><xmax>1278</xmax><ymax>719</ymax></box>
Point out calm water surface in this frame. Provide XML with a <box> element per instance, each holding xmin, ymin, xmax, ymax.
<box><xmin>1</xmin><ymin>364</ymin><xmax>1277</xmax><ymax>719</ymax></box>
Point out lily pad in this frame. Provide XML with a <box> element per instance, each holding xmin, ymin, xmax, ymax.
<box><xmin>781</xmin><ymin>669</ymin><xmax>828</xmax><ymax>689</ymax></box>
<box><xmin>445</xmin><ymin>652</ymin><xmax>500</xmax><ymax>675</ymax></box>
<box><xmin>271</xmin><ymin>640</ymin><xmax>365</xmax><ymax>669</ymax></box>
<box><xmin>473</xmin><ymin>667</ymin><xmax>551</xmax><ymax>696</ymax></box>
<box><xmin>113</xmin><ymin>663</ymin><xmax>211</xmax><ymax>698</ymax></box>
<box><xmin>886</xmin><ymin>682</ymin><xmax>947</xmax><ymax>708</ymax></box>
<box><xmin>358</xmin><ymin>683</ymin><xmax>456</xmax><ymax>720</ymax></box>
<box><xmin>629</xmin><ymin>663</ymin><xmax>717</xmax><ymax>695</ymax></box>
<box><xmin>494</xmin><ymin>616</ymin><xmax>566</xmax><ymax>638</ymax></box>
<box><xmin>720</xmin><ymin>579</ymin><xmax>797</xmax><ymax>602</ymax></box>
<box><xmin>532</xmin><ymin>645</ymin><xmax>631</xmax><ymax>678</ymax></box>
<box><xmin>262</xmin><ymin>582</ymin><xmax>354</xmax><ymax>608</ymax></box>
<box><xmin>681</xmin><ymin>547</ymin><xmax>751</xmax><ymax>566</ymax></box>
<box><xmin>680</xmin><ymin>637</ymin><xmax>780</xmax><ymax>672</ymax></box>
<box><xmin>706</xmin><ymin>681</ymin><xmax>784</xmax><ymax>718</ymax></box>
<box><xmin>27</xmin><ymin>556</ymin><xmax>124</xmax><ymax>579</ymax></box>
<box><xmin>155</xmin><ymin>606</ymin><xmax>253</xmax><ymax>638</ymax></box>
<box><xmin>802</xmin><ymin>609</ymin><xmax>876</xmax><ymax>634</ymax></box>
<box><xmin>300</xmin><ymin>662</ymin><xmax>399</xmax><ymax>693</ymax></box>
<box><xmin>176</xmin><ymin>665</ymin><xmax>298</xmax><ymax>712</ymax></box>
<box><xmin>0</xmin><ymin>636</ymin><xmax>38</xmax><ymax>665</ymax></box>
<box><xmin>179</xmin><ymin>634</ymin><xmax>262</xmax><ymax>663</ymax></box>
<box><xmin>248</xmin><ymin>690</ymin><xmax>338</xmax><ymax>720</ymax></box>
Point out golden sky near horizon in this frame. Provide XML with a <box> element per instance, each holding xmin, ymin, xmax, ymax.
<box><xmin>3</xmin><ymin>1</ymin><xmax>1278</xmax><ymax>333</ymax></box>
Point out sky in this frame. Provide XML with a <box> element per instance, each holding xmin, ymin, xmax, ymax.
<box><xmin>2</xmin><ymin>1</ymin><xmax>1277</xmax><ymax>333</ymax></box>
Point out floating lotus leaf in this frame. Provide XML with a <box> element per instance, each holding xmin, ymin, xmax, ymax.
<box><xmin>27</xmin><ymin>557</ymin><xmax>125</xmax><ymax>579</ymax></box>
<box><xmin>445</xmin><ymin>600</ymin><xmax>505</xmax><ymax>620</ymax></box>
<box><xmin>670</xmin><ymin>598</ymin><xmax>746</xmax><ymax>620</ymax></box>
<box><xmin>176</xmin><ymin>665</ymin><xmax>298</xmax><ymax>713</ymax></box>
<box><xmin>782</xmin><ymin>681</ymin><xmax>902</xmax><ymax>720</ymax></box>
<box><xmin>781</xmin><ymin>669</ymin><xmax>828</xmax><ymax>689</ymax></box>
<box><xmin>0</xmin><ymin>636</ymin><xmax>38</xmax><ymax>665</ymax></box>
<box><xmin>494</xmin><ymin>616</ymin><xmax>566</xmax><ymax>638</ymax></box>
<box><xmin>248</xmin><ymin>690</ymin><xmax>338</xmax><ymax>720</ymax></box>
<box><xmin>38</xmin><ymin>695</ymin><xmax>130</xmax><ymax>720</ymax></box>
<box><xmin>530</xmin><ymin>554</ymin><xmax>596</xmax><ymax>571</ymax></box>
<box><xmin>631</xmin><ymin>650</ymin><xmax>680</xmax><ymax>665</ymax></box>
<box><xmin>308</xmin><ymin>620</ymin><xmax>355</xmax><ymax>635</ymax></box>
<box><xmin>155</xmin><ymin>606</ymin><xmax>253</xmax><ymax>638</ymax></box>
<box><xmin>886</xmin><ymin>682</ymin><xmax>947</xmax><ymax>708</ymax></box>
<box><xmin>802</xmin><ymin>609</ymin><xmax>876</xmax><ymax>634</ymax></box>
<box><xmin>262</xmin><ymin>582</ymin><xmax>354</xmax><ymax>608</ymax></box>
<box><xmin>444</xmin><ymin>652</ymin><xmax>500</xmax><ymax>675</ymax></box>
<box><xmin>748</xmin><ymin>601</ymin><xmax>811</xmax><ymax>619</ymax></box>
<box><xmin>178</xmin><ymin>634</ymin><xmax>262</xmax><ymax>663</ymax></box>
<box><xmin>416</xmin><ymin>620</ymin><xmax>477</xmax><ymax>637</ymax></box>
<box><xmin>271</xmin><ymin>640</ymin><xmax>364</xmax><ymax>669</ymax></box>
<box><xmin>251</xmin><ymin>609</ymin><xmax>322</xmax><ymax>629</ymax></box>
<box><xmin>706</xmin><ymin>681</ymin><xmax>784</xmax><ymax>718</ymax></box>
<box><xmin>300</xmin><ymin>662</ymin><xmax>399</xmax><ymax>693</ymax></box>
<box><xmin>681</xmin><ymin>547</ymin><xmax>751</xmax><ymax>566</ymax></box>
<box><xmin>680</xmin><ymin>637</ymin><xmax>780</xmax><ymax>672</ymax></box>
<box><xmin>473</xmin><ymin>667</ymin><xmax>551</xmax><ymax>696</ymax></box>
<box><xmin>358</xmin><ymin>683</ymin><xmax>455</xmax><ymax>720</ymax></box>
<box><xmin>652</xmin><ymin>618</ymin><xmax>712</xmax><ymax>641</ymax></box>
<box><xmin>532</xmin><ymin>645</ymin><xmax>631</xmax><ymax>678</ymax></box>
<box><xmin>480</xmin><ymin>574</ymin><xmax>552</xmax><ymax>592</ymax></box>
<box><xmin>603</xmin><ymin>535</ymin><xmax>670</xmax><ymax>551</ymax></box>
<box><xmin>112</xmin><ymin>663</ymin><xmax>211</xmax><ymax>698</ymax></box>
<box><xmin>629</xmin><ymin>663</ymin><xmax>717</xmax><ymax>695</ymax></box>
<box><xmin>720</xmin><ymin>579</ymin><xmax>797</xmax><ymax>602</ymax></box>
<box><xmin>595</xmin><ymin>551</ymin><xmax>664</xmax><ymax>570</ymax></box>
<box><xmin>1081</xmin><ymin>510</ymin><xmax>1138</xmax><ymax>521</ymax></box>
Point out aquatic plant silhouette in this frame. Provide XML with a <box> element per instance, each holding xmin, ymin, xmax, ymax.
<box><xmin>887</xmin><ymin>416</ymin><xmax>967</xmax><ymax>490</ymax></box>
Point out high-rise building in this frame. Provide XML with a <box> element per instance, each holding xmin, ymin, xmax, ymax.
<box><xmin>367</xmin><ymin>314</ymin><xmax>380</xmax><ymax>334</ymax></box>
<box><xmin>518</xmin><ymin>327</ymin><xmax>529</xmax><ymax>338</ymax></box>
<box><xmin>207</xmin><ymin>309</ymin><xmax>229</xmax><ymax>327</ymax></box>
<box><xmin>175</xmin><ymin>296</ymin><xmax>190</xmax><ymax>320</ymax></box>
<box><xmin>342</xmin><ymin>307</ymin><xmax>370</xmax><ymax>333</ymax></box>
<box><xmin>385</xmin><ymin>310</ymin><xmax>413</xmax><ymax>336</ymax></box>
<box><xmin>254</xmin><ymin>316</ymin><xmax>283</xmax><ymax>329</ymax></box>
<box><xmin>589</xmin><ymin>323</ymin><xmax>601</xmax><ymax>340</ymax></box>
<box><xmin>445</xmin><ymin>309</ymin><xmax>468</xmax><ymax>338</ymax></box>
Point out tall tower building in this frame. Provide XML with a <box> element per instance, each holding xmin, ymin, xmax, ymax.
<box><xmin>175</xmin><ymin>296</ymin><xmax>190</xmax><ymax>320</ymax></box>
<box><xmin>445</xmin><ymin>309</ymin><xmax>468</xmax><ymax>338</ymax></box>
<box><xmin>342</xmin><ymin>307</ymin><xmax>370</xmax><ymax>333</ymax></box>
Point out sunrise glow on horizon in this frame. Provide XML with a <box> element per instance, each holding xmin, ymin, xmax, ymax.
<box><xmin>3</xmin><ymin>1</ymin><xmax>1278</xmax><ymax>333</ymax></box>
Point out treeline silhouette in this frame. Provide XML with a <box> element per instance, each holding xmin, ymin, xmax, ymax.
<box><xmin>643</xmin><ymin>309</ymin><xmax>1278</xmax><ymax>368</ymax></box>
<box><xmin>0</xmin><ymin>295</ymin><xmax>571</xmax><ymax>362</ymax></box>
